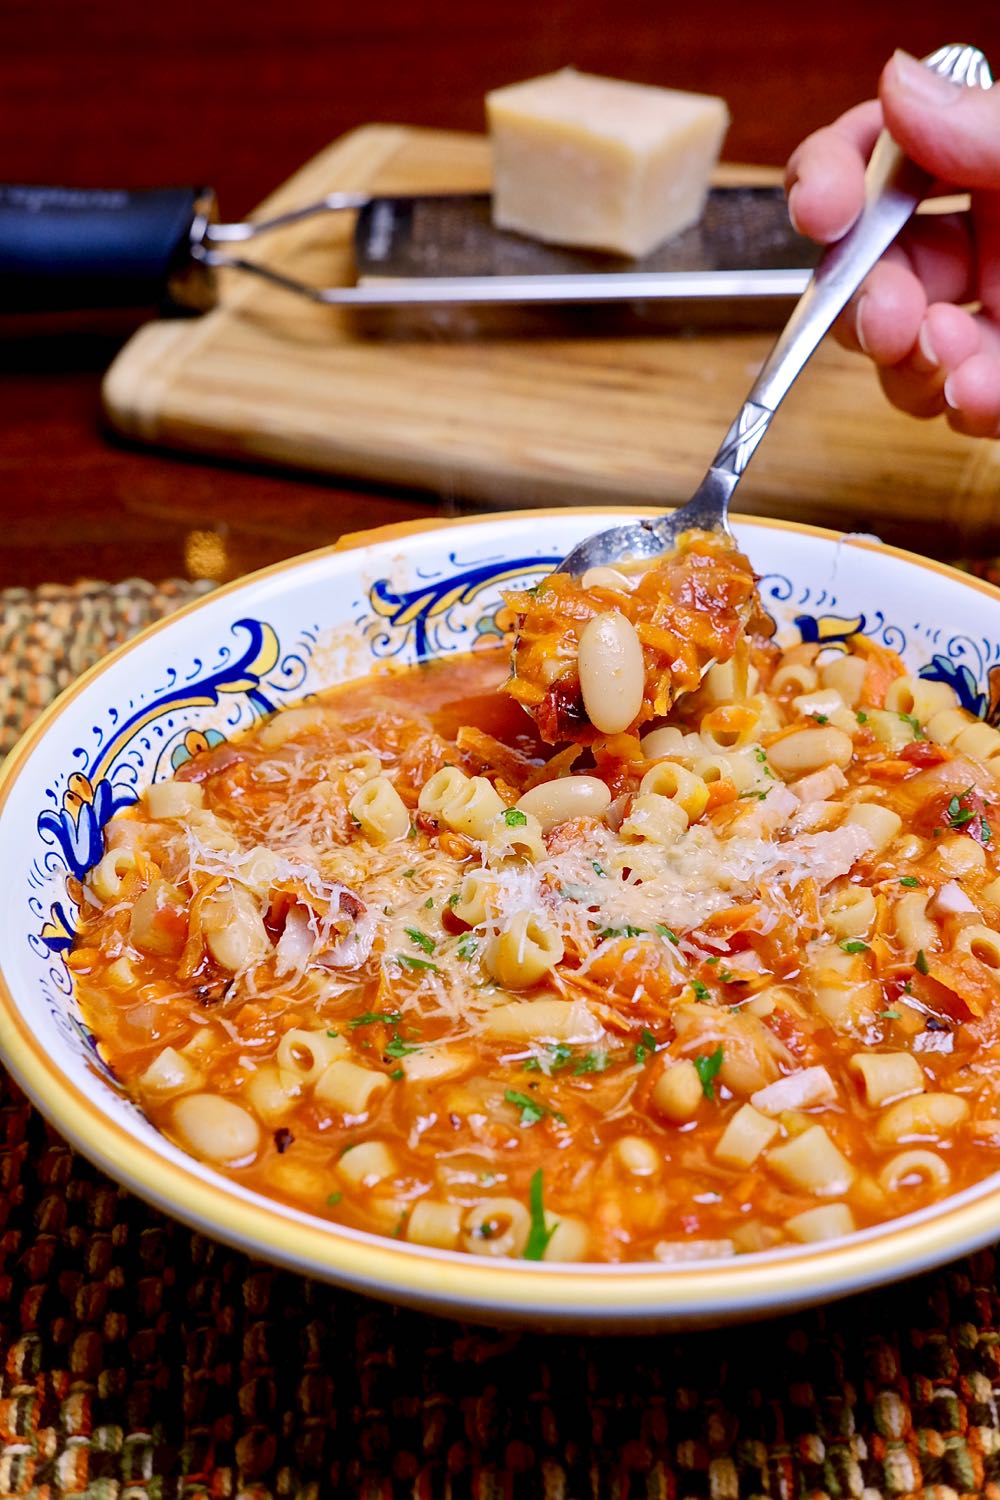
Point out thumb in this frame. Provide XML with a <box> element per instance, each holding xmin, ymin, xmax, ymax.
<box><xmin>880</xmin><ymin>49</ymin><xmax>1000</xmax><ymax>189</ymax></box>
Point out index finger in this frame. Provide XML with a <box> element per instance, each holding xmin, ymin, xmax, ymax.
<box><xmin>786</xmin><ymin>100</ymin><xmax>884</xmax><ymax>243</ymax></box>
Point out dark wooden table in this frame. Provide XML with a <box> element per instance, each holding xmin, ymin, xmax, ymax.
<box><xmin>3</xmin><ymin>0</ymin><xmax>995</xmax><ymax>588</ymax></box>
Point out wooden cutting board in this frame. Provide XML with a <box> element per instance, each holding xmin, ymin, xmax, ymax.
<box><xmin>103</xmin><ymin>125</ymin><xmax>1000</xmax><ymax>554</ymax></box>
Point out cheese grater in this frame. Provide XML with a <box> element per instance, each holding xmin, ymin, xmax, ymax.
<box><xmin>0</xmin><ymin>182</ymin><xmax>818</xmax><ymax>315</ymax></box>
<box><xmin>349</xmin><ymin>188</ymin><xmax>819</xmax><ymax>305</ymax></box>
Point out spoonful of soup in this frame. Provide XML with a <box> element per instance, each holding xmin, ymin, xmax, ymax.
<box><xmin>507</xmin><ymin>44</ymin><xmax>992</xmax><ymax>743</ymax></box>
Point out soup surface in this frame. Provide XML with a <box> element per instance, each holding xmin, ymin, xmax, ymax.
<box><xmin>68</xmin><ymin>635</ymin><xmax>1000</xmax><ymax>1263</ymax></box>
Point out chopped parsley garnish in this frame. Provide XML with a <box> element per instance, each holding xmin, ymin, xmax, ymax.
<box><xmin>401</xmin><ymin>869</ymin><xmax>415</xmax><ymax>879</ymax></box>
<box><xmin>573</xmin><ymin>1050</ymin><xmax>609</xmax><ymax>1075</ymax></box>
<box><xmin>502</xmin><ymin>808</ymin><xmax>528</xmax><ymax>828</ymax></box>
<box><xmin>523</xmin><ymin>1043</ymin><xmax>602</xmax><ymax>1076</ymax></box>
<box><xmin>811</xmin><ymin>713</ymin><xmax>829</xmax><ymax>725</ymax></box>
<box><xmin>545</xmin><ymin>1043</ymin><xmax>572</xmax><ymax>1071</ymax></box>
<box><xmin>705</xmin><ymin>955</ymin><xmax>720</xmax><ymax>965</ymax></box>
<box><xmin>326</xmin><ymin>1191</ymin><xmax>342</xmax><ymax>1207</ymax></box>
<box><xmin>655</xmin><ymin>925</ymin><xmax>679</xmax><ymax>944</ymax></box>
<box><xmin>326</xmin><ymin>1029</ymin><xmax>339</xmax><ymax>1038</ymax></box>
<box><xmin>915</xmin><ymin>949</ymin><xmax>930</xmax><ymax>975</ymax></box>
<box><xmin>591</xmin><ymin>860</ymin><xmax>607</xmax><ymax>878</ymax></box>
<box><xmin>719</xmin><ymin>969</ymin><xmax>736</xmax><ymax>984</ymax></box>
<box><xmin>899</xmin><ymin>876</ymin><xmax>921</xmax><ymax>888</ymax></box>
<box><xmin>599</xmin><ymin>924</ymin><xmax>646</xmax><ymax>941</ymax></box>
<box><xmin>690</xmin><ymin>979</ymin><xmax>711</xmax><ymax>1002</ymax></box>
<box><xmin>447</xmin><ymin>892</ymin><xmax>460</xmax><ymax>908</ymax></box>
<box><xmin>384</xmin><ymin>1034</ymin><xmax>419</xmax><ymax>1059</ymax></box>
<box><xmin>694</xmin><ymin>1046</ymin><xmax>725</xmax><ymax>1101</ymax></box>
<box><xmin>634</xmin><ymin>1028</ymin><xmax>658</xmax><ymax>1065</ymax></box>
<box><xmin>739</xmin><ymin>789</ymin><xmax>769</xmax><ymax>801</ymax></box>
<box><xmin>839</xmin><ymin>938</ymin><xmax>869</xmax><ymax>954</ymax></box>
<box><xmin>755</xmin><ymin>749</ymin><xmax>767</xmax><ymax>763</ymax></box>
<box><xmin>504</xmin><ymin>1089</ymin><xmax>547</xmax><ymax>1127</ymax></box>
<box><xmin>407</xmin><ymin>822</ymin><xmax>418</xmax><ymax>839</ymax></box>
<box><xmin>349</xmin><ymin>1010</ymin><xmax>401</xmax><ymax>1029</ymax></box>
<box><xmin>423</xmin><ymin>896</ymin><xmax>434</xmax><ymax>909</ymax></box>
<box><xmin>524</xmin><ymin>1169</ymin><xmax>556</xmax><ymax>1261</ymax></box>
<box><xmin>899</xmin><ymin>712</ymin><xmax>925</xmax><ymax>740</ymax></box>
<box><xmin>457</xmin><ymin>934</ymin><xmax>479</xmax><ymax>960</ymax></box>
<box><xmin>404</xmin><ymin>926</ymin><xmax>435</xmax><ymax>954</ymax></box>
<box><xmin>559</xmin><ymin>883</ymin><xmax>595</xmax><ymax>900</ymax></box>
<box><xmin>389</xmin><ymin>1067</ymin><xmax>404</xmax><ymax>1080</ymax></box>
<box><xmin>947</xmin><ymin>792</ymin><xmax>975</xmax><ymax>829</ymax></box>
<box><xmin>395</xmin><ymin>954</ymin><xmax>439</xmax><ymax>973</ymax></box>
<box><xmin>856</xmin><ymin>710</ymin><xmax>869</xmax><ymax>725</ymax></box>
<box><xmin>880</xmin><ymin>1009</ymin><xmax>902</xmax><ymax>1021</ymax></box>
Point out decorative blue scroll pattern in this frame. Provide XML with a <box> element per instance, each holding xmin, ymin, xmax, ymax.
<box><xmin>366</xmin><ymin>554</ymin><xmax>561</xmax><ymax>660</ymax></box>
<box><xmin>29</xmin><ymin>617</ymin><xmax>309</xmax><ymax>1067</ymax></box>
<box><xmin>28</xmin><ymin>551</ymin><xmax>1000</xmax><ymax>1076</ymax></box>
<box><xmin>758</xmin><ymin>568</ymin><xmax>1000</xmax><ymax>724</ymax></box>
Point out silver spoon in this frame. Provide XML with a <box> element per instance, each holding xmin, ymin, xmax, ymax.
<box><xmin>552</xmin><ymin>42</ymin><xmax>993</xmax><ymax>580</ymax></box>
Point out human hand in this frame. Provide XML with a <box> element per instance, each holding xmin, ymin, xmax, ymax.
<box><xmin>785</xmin><ymin>49</ymin><xmax>1000</xmax><ymax>437</ymax></box>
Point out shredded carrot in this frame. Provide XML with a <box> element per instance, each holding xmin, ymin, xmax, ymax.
<box><xmin>704</xmin><ymin>780</ymin><xmax>738</xmax><ymax>812</ymax></box>
<box><xmin>698</xmin><ymin>903</ymin><xmax>763</xmax><ymax>935</ymax></box>
<box><xmin>177</xmin><ymin>874</ymin><xmax>226</xmax><ymax>981</ymax></box>
<box><xmin>924</xmin><ymin>954</ymin><xmax>994</xmax><ymax>1019</ymax></box>
<box><xmin>523</xmin><ymin>743</ymin><xmax>582</xmax><ymax>790</ymax></box>
<box><xmin>866</xmin><ymin>758</ymin><xmax>914</xmax><ymax>781</ymax></box>
<box><xmin>439</xmin><ymin>831</ymin><xmax>474</xmax><ymax>859</ymax></box>
<box><xmin>851</xmin><ymin>636</ymin><xmax>906</xmax><ymax>707</ymax></box>
<box><xmin>65</xmin><ymin>946</ymin><xmax>101</xmax><ymax>970</ymax></box>
<box><xmin>796</xmin><ymin>879</ymin><xmax>820</xmax><ymax>934</ymax></box>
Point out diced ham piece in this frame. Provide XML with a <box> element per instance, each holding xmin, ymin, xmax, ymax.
<box><xmin>790</xmin><ymin>764</ymin><xmax>848</xmax><ymax>803</ymax></box>
<box><xmin>929</xmin><ymin>880</ymin><xmax>978</xmax><ymax>918</ymax></box>
<box><xmin>653</xmin><ymin>1239</ymin><xmax>735</xmax><ymax>1262</ymax></box>
<box><xmin>751</xmin><ymin>1065</ymin><xmax>836</xmax><ymax>1116</ymax></box>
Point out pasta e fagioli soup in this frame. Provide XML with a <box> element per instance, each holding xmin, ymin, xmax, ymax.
<box><xmin>64</xmin><ymin>598</ymin><xmax>1000</xmax><ymax>1266</ymax></box>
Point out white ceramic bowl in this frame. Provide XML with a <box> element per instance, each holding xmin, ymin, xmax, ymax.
<box><xmin>2</xmin><ymin>508</ymin><xmax>1000</xmax><ymax>1331</ymax></box>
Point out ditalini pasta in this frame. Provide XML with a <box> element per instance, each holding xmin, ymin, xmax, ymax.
<box><xmin>65</xmin><ymin>615</ymin><xmax>1000</xmax><ymax>1264</ymax></box>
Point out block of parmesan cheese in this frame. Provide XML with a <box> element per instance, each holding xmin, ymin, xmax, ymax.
<box><xmin>486</xmin><ymin>68</ymin><xmax>730</xmax><ymax>259</ymax></box>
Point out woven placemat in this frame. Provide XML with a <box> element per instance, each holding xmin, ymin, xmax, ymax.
<box><xmin>0</xmin><ymin>579</ymin><xmax>216</xmax><ymax>759</ymax></box>
<box><xmin>3</xmin><ymin>577</ymin><xmax>1000</xmax><ymax>1500</ymax></box>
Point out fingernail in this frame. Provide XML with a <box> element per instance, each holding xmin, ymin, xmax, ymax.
<box><xmin>917</xmin><ymin>323</ymin><xmax>939</xmax><ymax>371</ymax></box>
<box><xmin>787</xmin><ymin>181</ymin><xmax>803</xmax><ymax>234</ymax></box>
<box><xmin>943</xmin><ymin>373</ymin><xmax>958</xmax><ymax>409</ymax></box>
<box><xmin>855</xmin><ymin>295</ymin><xmax>870</xmax><ymax>355</ymax></box>
<box><xmin>891</xmin><ymin>49</ymin><xmax>962</xmax><ymax>107</ymax></box>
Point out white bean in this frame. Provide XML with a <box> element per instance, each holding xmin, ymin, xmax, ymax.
<box><xmin>173</xmin><ymin>1093</ymin><xmax>260</xmax><ymax>1163</ymax></box>
<box><xmin>577</xmin><ymin>611</ymin><xmax>644</xmax><ymax>734</ymax></box>
<box><xmin>767</xmin><ymin>726</ymin><xmax>853</xmax><ymax>778</ymax></box>
<box><xmin>580</xmin><ymin>565</ymin><xmax>635</xmax><ymax>592</ymax></box>
<box><xmin>516</xmin><ymin>775</ymin><xmax>611</xmax><ymax>831</ymax></box>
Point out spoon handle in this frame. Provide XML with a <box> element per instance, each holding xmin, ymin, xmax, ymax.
<box><xmin>691</xmin><ymin>43</ymin><xmax>992</xmax><ymax>518</ymax></box>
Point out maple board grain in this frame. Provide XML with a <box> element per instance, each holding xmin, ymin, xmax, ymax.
<box><xmin>103</xmin><ymin>126</ymin><xmax>1000</xmax><ymax>553</ymax></box>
